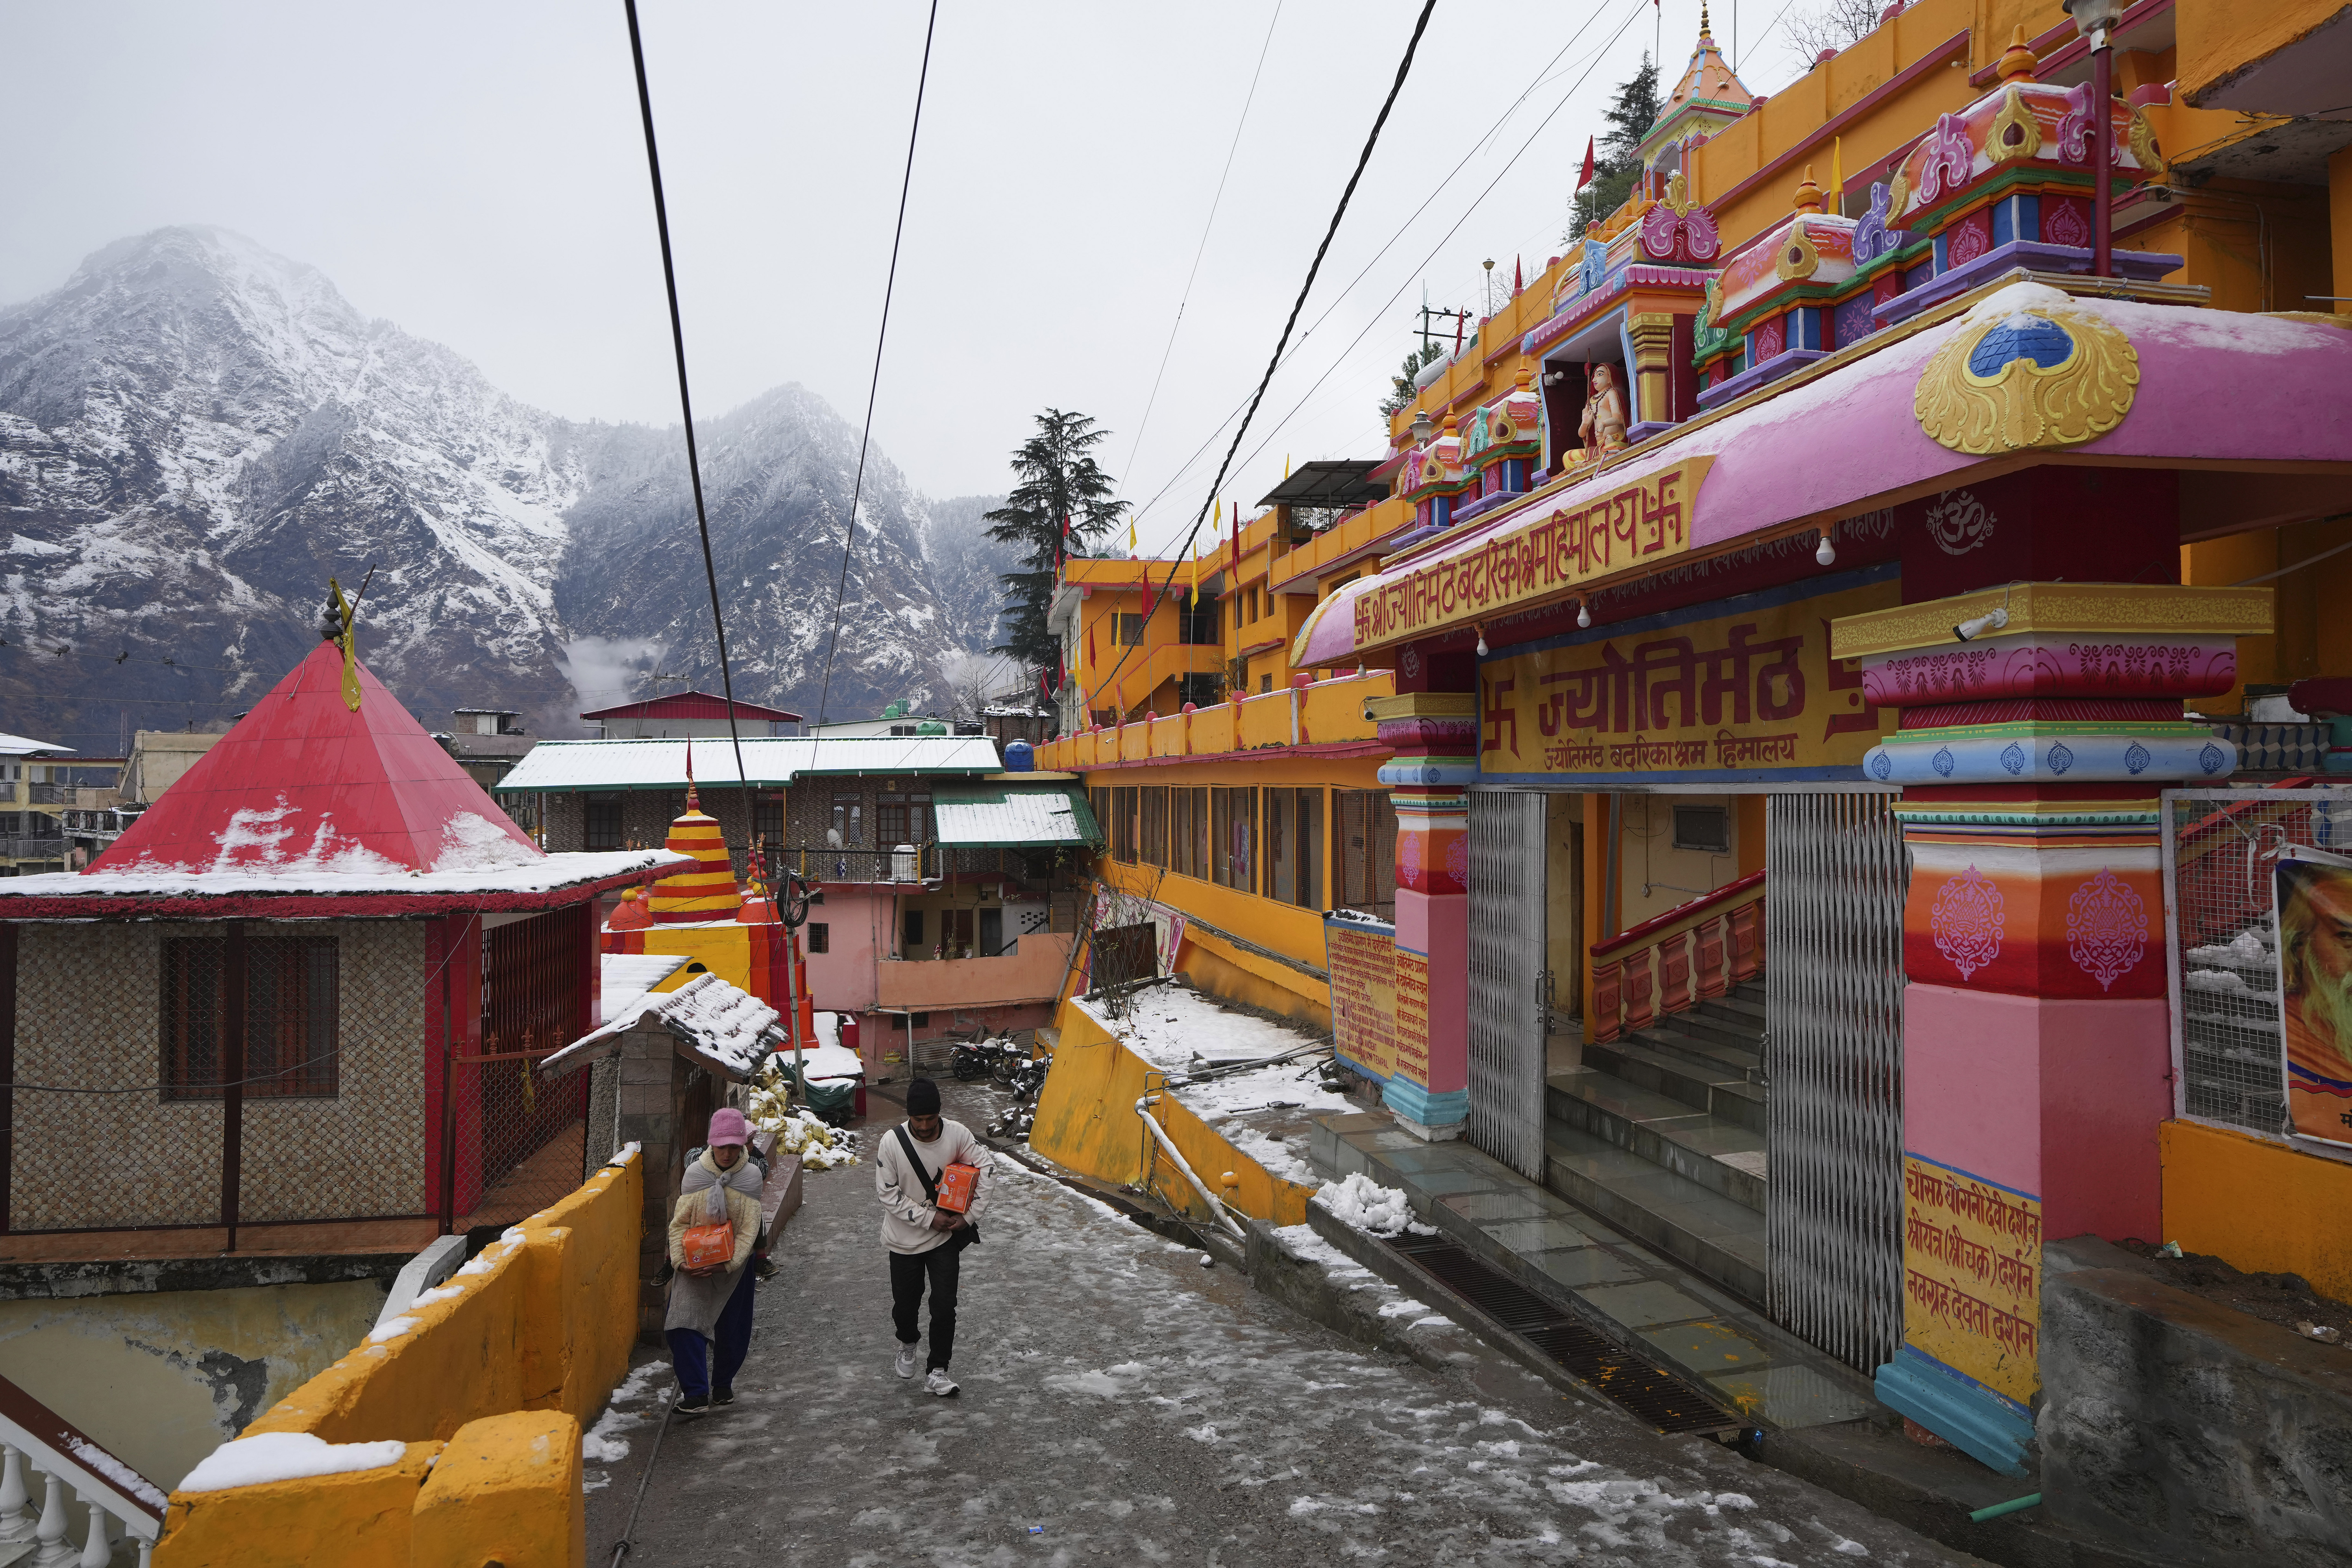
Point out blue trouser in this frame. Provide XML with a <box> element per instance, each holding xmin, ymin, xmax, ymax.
<box><xmin>668</xmin><ymin>1264</ymin><xmax>757</xmax><ymax>1399</ymax></box>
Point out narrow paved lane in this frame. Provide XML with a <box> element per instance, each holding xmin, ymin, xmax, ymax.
<box><xmin>587</xmin><ymin>1086</ymin><xmax>1972</xmax><ymax>1566</ymax></box>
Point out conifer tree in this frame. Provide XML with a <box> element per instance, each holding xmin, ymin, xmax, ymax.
<box><xmin>985</xmin><ymin>409</ymin><xmax>1124</xmax><ymax>674</ymax></box>
<box><xmin>1379</xmin><ymin>344</ymin><xmax>1447</xmax><ymax>419</ymax></box>
<box><xmin>1568</xmin><ymin>53</ymin><xmax>1662</xmax><ymax>240</ymax></box>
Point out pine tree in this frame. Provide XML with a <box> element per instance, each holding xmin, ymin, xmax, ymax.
<box><xmin>1378</xmin><ymin>344</ymin><xmax>1447</xmax><ymax>419</ymax></box>
<box><xmin>985</xmin><ymin>409</ymin><xmax>1125</xmax><ymax>673</ymax></box>
<box><xmin>1568</xmin><ymin>53</ymin><xmax>1662</xmax><ymax>241</ymax></box>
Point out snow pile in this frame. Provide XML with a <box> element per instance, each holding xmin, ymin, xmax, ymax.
<box><xmin>745</xmin><ymin>1078</ymin><xmax>860</xmax><ymax>1168</ymax></box>
<box><xmin>366</xmin><ymin>1315</ymin><xmax>420</xmax><ymax>1344</ymax></box>
<box><xmin>178</xmin><ymin>1432</ymin><xmax>408</xmax><ymax>1493</ymax></box>
<box><xmin>581</xmin><ymin>1360</ymin><xmax>670</xmax><ymax>1483</ymax></box>
<box><xmin>432</xmin><ymin>810</ymin><xmax>541</xmax><ymax>872</ymax></box>
<box><xmin>64</xmin><ymin>1439</ymin><xmax>165</xmax><ymax>1510</ymax></box>
<box><xmin>1314</xmin><ymin>1173</ymin><xmax>1422</xmax><ymax>1236</ymax></box>
<box><xmin>1082</xmin><ymin>985</ymin><xmax>1350</xmax><ymax>1172</ymax></box>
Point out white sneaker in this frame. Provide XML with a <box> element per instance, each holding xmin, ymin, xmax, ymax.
<box><xmin>894</xmin><ymin>1344</ymin><xmax>918</xmax><ymax>1379</ymax></box>
<box><xmin>924</xmin><ymin>1367</ymin><xmax>959</xmax><ymax>1397</ymax></box>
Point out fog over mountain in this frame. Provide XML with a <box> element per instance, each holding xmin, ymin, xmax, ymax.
<box><xmin>0</xmin><ymin>226</ymin><xmax>1014</xmax><ymax>749</ymax></box>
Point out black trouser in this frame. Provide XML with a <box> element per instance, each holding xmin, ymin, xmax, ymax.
<box><xmin>889</xmin><ymin>1242</ymin><xmax>961</xmax><ymax>1371</ymax></box>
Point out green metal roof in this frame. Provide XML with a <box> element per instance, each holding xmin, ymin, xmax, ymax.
<box><xmin>930</xmin><ymin>786</ymin><xmax>1103</xmax><ymax>849</ymax></box>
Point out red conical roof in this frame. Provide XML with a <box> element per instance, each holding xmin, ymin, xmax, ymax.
<box><xmin>95</xmin><ymin>642</ymin><xmax>543</xmax><ymax>877</ymax></box>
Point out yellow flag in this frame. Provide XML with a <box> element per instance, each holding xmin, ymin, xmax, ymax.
<box><xmin>1128</xmin><ymin>519</ymin><xmax>1138</xmax><ymax>555</ymax></box>
<box><xmin>1831</xmin><ymin>137</ymin><xmax>1844</xmax><ymax>214</ymax></box>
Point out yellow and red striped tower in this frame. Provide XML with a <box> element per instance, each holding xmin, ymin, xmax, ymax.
<box><xmin>646</xmin><ymin>769</ymin><xmax>743</xmax><ymax>924</ymax></box>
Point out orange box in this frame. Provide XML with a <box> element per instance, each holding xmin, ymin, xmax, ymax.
<box><xmin>936</xmin><ymin>1162</ymin><xmax>980</xmax><ymax>1213</ymax></box>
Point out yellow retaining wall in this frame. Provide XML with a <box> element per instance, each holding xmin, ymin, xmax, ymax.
<box><xmin>157</xmin><ymin>1152</ymin><xmax>640</xmax><ymax>1567</ymax></box>
<box><xmin>1030</xmin><ymin>996</ymin><xmax>1314</xmax><ymax>1227</ymax></box>
<box><xmin>2160</xmin><ymin>1120</ymin><xmax>2352</xmax><ymax>1303</ymax></box>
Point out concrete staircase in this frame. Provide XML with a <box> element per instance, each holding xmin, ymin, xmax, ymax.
<box><xmin>1542</xmin><ymin>977</ymin><xmax>1769</xmax><ymax>1304</ymax></box>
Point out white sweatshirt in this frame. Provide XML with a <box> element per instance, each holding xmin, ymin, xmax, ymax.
<box><xmin>874</xmin><ymin>1118</ymin><xmax>993</xmax><ymax>1255</ymax></box>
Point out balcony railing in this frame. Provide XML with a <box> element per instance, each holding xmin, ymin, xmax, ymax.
<box><xmin>766</xmin><ymin>845</ymin><xmax>1070</xmax><ymax>885</ymax></box>
<box><xmin>0</xmin><ymin>1372</ymin><xmax>165</xmax><ymax>1565</ymax></box>
<box><xmin>1033</xmin><ymin>669</ymin><xmax>1394</xmax><ymax>772</ymax></box>
<box><xmin>1588</xmin><ymin>871</ymin><xmax>1765</xmax><ymax>1044</ymax></box>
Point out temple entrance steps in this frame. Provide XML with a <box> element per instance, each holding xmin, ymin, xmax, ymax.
<box><xmin>1541</xmin><ymin>978</ymin><xmax>1769</xmax><ymax>1305</ymax></box>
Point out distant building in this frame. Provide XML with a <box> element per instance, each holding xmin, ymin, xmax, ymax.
<box><xmin>122</xmin><ymin>729</ymin><xmax>223</xmax><ymax>805</ymax></box>
<box><xmin>580</xmin><ymin>691</ymin><xmax>803</xmax><ymax>739</ymax></box>
<box><xmin>0</xmin><ymin>733</ymin><xmax>124</xmax><ymax>874</ymax></box>
<box><xmin>437</xmin><ymin>707</ymin><xmax>537</xmax><ymax>832</ymax></box>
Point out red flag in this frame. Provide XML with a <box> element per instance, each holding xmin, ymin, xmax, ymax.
<box><xmin>1513</xmin><ymin>256</ymin><xmax>1523</xmax><ymax>294</ymax></box>
<box><xmin>1578</xmin><ymin>136</ymin><xmax>1596</xmax><ymax>190</ymax></box>
<box><xmin>1086</xmin><ymin>623</ymin><xmax>1096</xmax><ymax>667</ymax></box>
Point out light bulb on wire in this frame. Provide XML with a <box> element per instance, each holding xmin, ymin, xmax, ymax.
<box><xmin>1815</xmin><ymin>531</ymin><xmax>1837</xmax><ymax>566</ymax></box>
<box><xmin>1576</xmin><ymin>602</ymin><xmax>1592</xmax><ymax>629</ymax></box>
<box><xmin>1474</xmin><ymin>624</ymin><xmax>1489</xmax><ymax>656</ymax></box>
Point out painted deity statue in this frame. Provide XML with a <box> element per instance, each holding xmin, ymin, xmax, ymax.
<box><xmin>1576</xmin><ymin>363</ymin><xmax>1630</xmax><ymax>461</ymax></box>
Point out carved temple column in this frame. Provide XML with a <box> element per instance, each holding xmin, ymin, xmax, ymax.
<box><xmin>1367</xmin><ymin>666</ymin><xmax>1479</xmax><ymax>1141</ymax></box>
<box><xmin>1831</xmin><ymin>579</ymin><xmax>2273</xmax><ymax>1475</ymax></box>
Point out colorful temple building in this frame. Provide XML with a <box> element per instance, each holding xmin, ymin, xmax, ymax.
<box><xmin>1035</xmin><ymin>0</ymin><xmax>2352</xmax><ymax>1528</ymax></box>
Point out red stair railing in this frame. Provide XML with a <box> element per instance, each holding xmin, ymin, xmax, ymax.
<box><xmin>1587</xmin><ymin>870</ymin><xmax>1765</xmax><ymax>1044</ymax></box>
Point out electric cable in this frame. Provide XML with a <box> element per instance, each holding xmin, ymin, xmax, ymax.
<box><xmin>814</xmin><ymin>0</ymin><xmax>941</xmax><ymax>732</ymax></box>
<box><xmin>625</xmin><ymin>0</ymin><xmax>751</xmax><ymax>799</ymax></box>
<box><xmin>1123</xmin><ymin>0</ymin><xmax>1640</xmax><ymax>542</ymax></box>
<box><xmin>1082</xmin><ymin>0</ymin><xmax>1438</xmax><ymax>717</ymax></box>
<box><xmin>1114</xmin><ymin>0</ymin><xmax>1286</xmax><ymax>517</ymax></box>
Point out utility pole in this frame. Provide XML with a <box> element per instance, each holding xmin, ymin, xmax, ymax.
<box><xmin>1418</xmin><ymin>302</ymin><xmax>1471</xmax><ymax>355</ymax></box>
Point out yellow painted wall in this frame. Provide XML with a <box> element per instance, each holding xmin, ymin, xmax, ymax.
<box><xmin>1029</xmin><ymin>996</ymin><xmax>1315</xmax><ymax>1226</ymax></box>
<box><xmin>2176</xmin><ymin>0</ymin><xmax>2350</xmax><ymax>106</ymax></box>
<box><xmin>641</xmin><ymin>922</ymin><xmax>752</xmax><ymax>994</ymax></box>
<box><xmin>2160</xmin><ymin>1120</ymin><xmax>2352</xmax><ymax>1302</ymax></box>
<box><xmin>158</xmin><ymin>1154</ymin><xmax>640</xmax><ymax>1567</ymax></box>
<box><xmin>0</xmin><ymin>1281</ymin><xmax>386</xmax><ymax>1492</ymax></box>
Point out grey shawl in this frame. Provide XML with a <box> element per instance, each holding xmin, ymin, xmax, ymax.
<box><xmin>663</xmin><ymin>1149</ymin><xmax>767</xmax><ymax>1338</ymax></box>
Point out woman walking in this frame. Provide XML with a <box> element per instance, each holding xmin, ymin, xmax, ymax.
<box><xmin>667</xmin><ymin>1107</ymin><xmax>765</xmax><ymax>1414</ymax></box>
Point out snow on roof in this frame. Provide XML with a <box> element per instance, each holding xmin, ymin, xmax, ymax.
<box><xmin>541</xmin><ymin>972</ymin><xmax>783</xmax><ymax>1082</ymax></box>
<box><xmin>0</xmin><ymin>734</ymin><xmax>72</xmax><ymax>757</ymax></box>
<box><xmin>932</xmin><ymin>785</ymin><xmax>1102</xmax><ymax>848</ymax></box>
<box><xmin>599</xmin><ymin>952</ymin><xmax>689</xmax><ymax>1025</ymax></box>
<box><xmin>0</xmin><ymin>849</ymin><xmax>690</xmax><ymax>905</ymax></box>
<box><xmin>496</xmin><ymin>734</ymin><xmax>1002</xmax><ymax>792</ymax></box>
<box><xmin>93</xmin><ymin>641</ymin><xmax>542</xmax><ymax>878</ymax></box>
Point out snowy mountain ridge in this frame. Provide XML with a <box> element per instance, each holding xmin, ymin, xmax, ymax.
<box><xmin>0</xmin><ymin>226</ymin><xmax>1013</xmax><ymax>750</ymax></box>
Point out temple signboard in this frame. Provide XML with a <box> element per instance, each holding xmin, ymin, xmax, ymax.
<box><xmin>1325</xmin><ymin>913</ymin><xmax>1398</xmax><ymax>1082</ymax></box>
<box><xmin>1476</xmin><ymin>565</ymin><xmax>1900</xmax><ymax>784</ymax></box>
<box><xmin>1351</xmin><ymin>457</ymin><xmax>1712</xmax><ymax>651</ymax></box>
<box><xmin>1902</xmin><ymin>1153</ymin><xmax>2042</xmax><ymax>1410</ymax></box>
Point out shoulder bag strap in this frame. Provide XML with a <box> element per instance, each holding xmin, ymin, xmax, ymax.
<box><xmin>892</xmin><ymin>1124</ymin><xmax>941</xmax><ymax>1207</ymax></box>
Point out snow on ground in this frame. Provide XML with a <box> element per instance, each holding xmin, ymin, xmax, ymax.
<box><xmin>1084</xmin><ymin>983</ymin><xmax>1352</xmax><ymax>1185</ymax></box>
<box><xmin>1314</xmin><ymin>1172</ymin><xmax>1427</xmax><ymax>1235</ymax></box>
<box><xmin>581</xmin><ymin>1360</ymin><xmax>672</xmax><ymax>1489</ymax></box>
<box><xmin>593</xmin><ymin>1097</ymin><xmax>1973</xmax><ymax>1565</ymax></box>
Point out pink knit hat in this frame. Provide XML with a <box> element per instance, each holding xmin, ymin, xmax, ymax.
<box><xmin>709</xmin><ymin>1107</ymin><xmax>750</xmax><ymax>1148</ymax></box>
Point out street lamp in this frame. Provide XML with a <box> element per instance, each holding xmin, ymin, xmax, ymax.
<box><xmin>2063</xmin><ymin>0</ymin><xmax>2126</xmax><ymax>278</ymax></box>
<box><xmin>1410</xmin><ymin>407</ymin><xmax>1436</xmax><ymax>444</ymax></box>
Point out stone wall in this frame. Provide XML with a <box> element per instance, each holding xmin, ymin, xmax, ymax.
<box><xmin>13</xmin><ymin>920</ymin><xmax>425</xmax><ymax>1231</ymax></box>
<box><xmin>2040</xmin><ymin>1238</ymin><xmax>2352</xmax><ymax>1565</ymax></box>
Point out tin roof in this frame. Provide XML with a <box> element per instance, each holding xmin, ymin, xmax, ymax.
<box><xmin>931</xmin><ymin>786</ymin><xmax>1103</xmax><ymax>849</ymax></box>
<box><xmin>494</xmin><ymin>734</ymin><xmax>1003</xmax><ymax>793</ymax></box>
<box><xmin>578</xmin><ymin>690</ymin><xmax>804</xmax><ymax>723</ymax></box>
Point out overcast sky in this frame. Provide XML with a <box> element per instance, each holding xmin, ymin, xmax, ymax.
<box><xmin>3</xmin><ymin>1</ymin><xmax>1815</xmax><ymax>556</ymax></box>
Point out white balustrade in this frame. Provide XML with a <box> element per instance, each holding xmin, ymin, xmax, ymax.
<box><xmin>31</xmin><ymin>1469</ymin><xmax>70</xmax><ymax>1567</ymax></box>
<box><xmin>74</xmin><ymin>1492</ymin><xmax>110</xmax><ymax>1568</ymax></box>
<box><xmin>0</xmin><ymin>1445</ymin><xmax>30</xmax><ymax>1544</ymax></box>
<box><xmin>0</xmin><ymin>1392</ymin><xmax>164</xmax><ymax>1568</ymax></box>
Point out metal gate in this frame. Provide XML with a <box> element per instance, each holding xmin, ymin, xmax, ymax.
<box><xmin>1764</xmin><ymin>791</ymin><xmax>1908</xmax><ymax>1374</ymax></box>
<box><xmin>1467</xmin><ymin>789</ymin><xmax>1548</xmax><ymax>1179</ymax></box>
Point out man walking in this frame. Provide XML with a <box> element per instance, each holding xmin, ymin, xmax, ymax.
<box><xmin>876</xmin><ymin>1078</ymin><xmax>991</xmax><ymax>1396</ymax></box>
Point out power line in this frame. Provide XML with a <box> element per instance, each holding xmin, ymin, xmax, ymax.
<box><xmin>815</xmin><ymin>0</ymin><xmax>941</xmax><ymax>731</ymax></box>
<box><xmin>1114</xmin><ymin>0</ymin><xmax>1286</xmax><ymax>516</ymax></box>
<box><xmin>1084</xmin><ymin>0</ymin><xmax>1438</xmax><ymax>718</ymax></box>
<box><xmin>625</xmin><ymin>0</ymin><xmax>751</xmax><ymax>798</ymax></box>
<box><xmin>1124</xmin><ymin>0</ymin><xmax>1632</xmax><ymax>545</ymax></box>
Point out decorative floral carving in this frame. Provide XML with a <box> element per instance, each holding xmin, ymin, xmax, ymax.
<box><xmin>1854</xmin><ymin>180</ymin><xmax>1909</xmax><ymax>266</ymax></box>
<box><xmin>1443</xmin><ymin>834</ymin><xmax>1470</xmax><ymax>889</ymax></box>
<box><xmin>1397</xmin><ymin>831</ymin><xmax>1424</xmax><ymax>887</ymax></box>
<box><xmin>1932</xmin><ymin>865</ymin><xmax>2005</xmax><ymax>981</ymax></box>
<box><xmin>1932</xmin><ymin>745</ymin><xmax>1957</xmax><ymax>777</ymax></box>
<box><xmin>2056</xmin><ymin>81</ymin><xmax>2095</xmax><ymax>165</ymax></box>
<box><xmin>1987</xmin><ymin>85</ymin><xmax>2044</xmax><ymax>165</ymax></box>
<box><xmin>2127</xmin><ymin>104</ymin><xmax>2165</xmax><ymax>175</ymax></box>
<box><xmin>2048</xmin><ymin>741</ymin><xmax>2075</xmax><ymax>775</ymax></box>
<box><xmin>1925</xmin><ymin>488</ymin><xmax>1996</xmax><ymax>555</ymax></box>
<box><xmin>2000</xmin><ymin>742</ymin><xmax>2027</xmax><ymax>775</ymax></box>
<box><xmin>2199</xmin><ymin>741</ymin><xmax>2227</xmax><ymax>775</ymax></box>
<box><xmin>2042</xmin><ymin>195</ymin><xmax>2091</xmax><ymax>249</ymax></box>
<box><xmin>1870</xmin><ymin>750</ymin><xmax>1894</xmax><ymax>780</ymax></box>
<box><xmin>1773</xmin><ymin>220</ymin><xmax>1822</xmax><ymax>282</ymax></box>
<box><xmin>2066</xmin><ymin>867</ymin><xmax>2146</xmax><ymax>991</ymax></box>
<box><xmin>1639</xmin><ymin>196</ymin><xmax>1722</xmax><ymax>264</ymax></box>
<box><xmin>1916</xmin><ymin>113</ymin><xmax>1976</xmax><ymax>206</ymax></box>
<box><xmin>1947</xmin><ymin>211</ymin><xmax>1993</xmax><ymax>267</ymax></box>
<box><xmin>2124</xmin><ymin>740</ymin><xmax>2152</xmax><ymax>774</ymax></box>
<box><xmin>1915</xmin><ymin>304</ymin><xmax>2140</xmax><ymax>453</ymax></box>
<box><xmin>1753</xmin><ymin>314</ymin><xmax>1788</xmax><ymax>361</ymax></box>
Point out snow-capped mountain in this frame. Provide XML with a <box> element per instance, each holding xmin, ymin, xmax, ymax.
<box><xmin>0</xmin><ymin>226</ymin><xmax>1014</xmax><ymax>750</ymax></box>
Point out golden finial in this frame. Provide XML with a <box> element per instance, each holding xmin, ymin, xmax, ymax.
<box><xmin>1995</xmin><ymin>24</ymin><xmax>2037</xmax><ymax>81</ymax></box>
<box><xmin>1793</xmin><ymin>165</ymin><xmax>1824</xmax><ymax>214</ymax></box>
<box><xmin>1699</xmin><ymin>2</ymin><xmax>1712</xmax><ymax>39</ymax></box>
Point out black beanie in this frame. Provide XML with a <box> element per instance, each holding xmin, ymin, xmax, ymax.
<box><xmin>906</xmin><ymin>1077</ymin><xmax>942</xmax><ymax>1115</ymax></box>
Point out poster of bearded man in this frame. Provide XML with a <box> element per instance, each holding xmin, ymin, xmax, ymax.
<box><xmin>2273</xmin><ymin>846</ymin><xmax>2352</xmax><ymax>1154</ymax></box>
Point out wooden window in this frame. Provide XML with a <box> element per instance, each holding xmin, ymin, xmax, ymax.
<box><xmin>807</xmin><ymin>922</ymin><xmax>830</xmax><ymax>954</ymax></box>
<box><xmin>1266</xmin><ymin>788</ymin><xmax>1324</xmax><ymax>908</ymax></box>
<box><xmin>584</xmin><ymin>792</ymin><xmax>623</xmax><ymax>851</ymax></box>
<box><xmin>902</xmin><ymin>907</ymin><xmax>924</xmax><ymax>953</ymax></box>
<box><xmin>1112</xmin><ymin>786</ymin><xmax>1139</xmax><ymax>864</ymax></box>
<box><xmin>1180</xmin><ymin>594</ymin><xmax>1220</xmax><ymax>644</ymax></box>
<box><xmin>877</xmin><ymin>792</ymin><xmax>931</xmax><ymax>848</ymax></box>
<box><xmin>755</xmin><ymin>790</ymin><xmax>784</xmax><ymax>847</ymax></box>
<box><xmin>830</xmin><ymin>792</ymin><xmax>863</xmax><ymax>845</ymax></box>
<box><xmin>1141</xmin><ymin>786</ymin><xmax>1169</xmax><ymax>868</ymax></box>
<box><xmin>1211</xmin><ymin>787</ymin><xmax>1256</xmax><ymax>889</ymax></box>
<box><xmin>1169</xmin><ymin>786</ymin><xmax>1209</xmax><ymax>879</ymax></box>
<box><xmin>162</xmin><ymin>931</ymin><xmax>339</xmax><ymax>1100</ymax></box>
<box><xmin>1114</xmin><ymin>613</ymin><xmax>1146</xmax><ymax>646</ymax></box>
<box><xmin>1334</xmin><ymin>790</ymin><xmax>1398</xmax><ymax>921</ymax></box>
